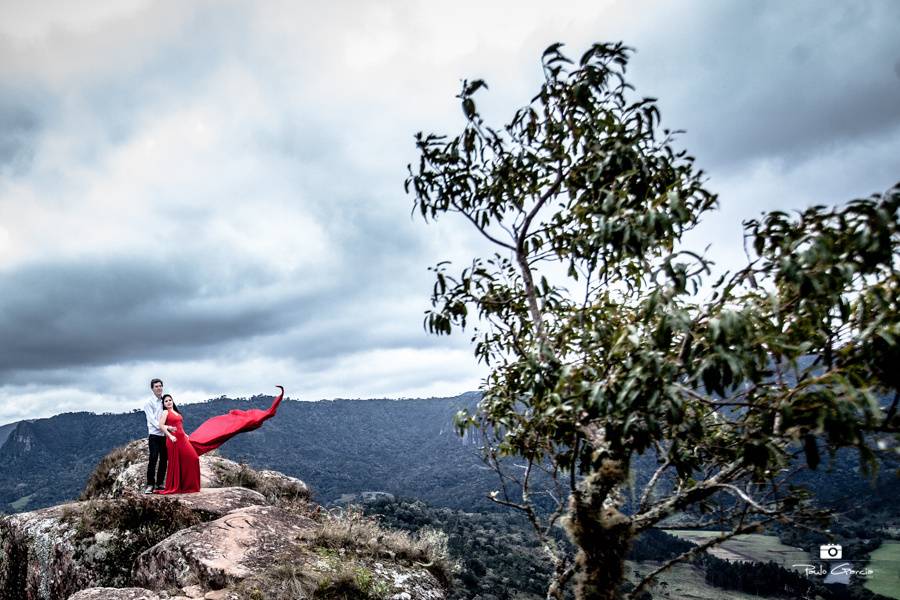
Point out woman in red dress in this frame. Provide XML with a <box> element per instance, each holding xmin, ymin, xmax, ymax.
<box><xmin>156</xmin><ymin>386</ymin><xmax>285</xmax><ymax>494</ymax></box>
<box><xmin>158</xmin><ymin>394</ymin><xmax>200</xmax><ymax>494</ymax></box>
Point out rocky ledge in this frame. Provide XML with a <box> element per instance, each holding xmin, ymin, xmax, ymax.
<box><xmin>0</xmin><ymin>441</ymin><xmax>450</xmax><ymax>600</ymax></box>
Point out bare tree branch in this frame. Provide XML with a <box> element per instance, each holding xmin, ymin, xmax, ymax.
<box><xmin>520</xmin><ymin>169</ymin><xmax>564</xmax><ymax>239</ymax></box>
<box><xmin>712</xmin><ymin>483</ymin><xmax>778</xmax><ymax>514</ymax></box>
<box><xmin>633</xmin><ymin>461</ymin><xmax>745</xmax><ymax>532</ymax></box>
<box><xmin>450</xmin><ymin>201</ymin><xmax>517</xmax><ymax>251</ymax></box>
<box><xmin>883</xmin><ymin>390</ymin><xmax>899</xmax><ymax>428</ymax></box>
<box><xmin>638</xmin><ymin>458</ymin><xmax>672</xmax><ymax>513</ymax></box>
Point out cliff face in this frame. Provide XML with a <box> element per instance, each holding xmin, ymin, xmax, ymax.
<box><xmin>0</xmin><ymin>442</ymin><xmax>450</xmax><ymax>600</ymax></box>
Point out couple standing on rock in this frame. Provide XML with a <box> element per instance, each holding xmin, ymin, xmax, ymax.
<box><xmin>142</xmin><ymin>378</ymin><xmax>285</xmax><ymax>495</ymax></box>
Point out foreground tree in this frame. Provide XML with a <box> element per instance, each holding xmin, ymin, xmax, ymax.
<box><xmin>407</xmin><ymin>42</ymin><xmax>900</xmax><ymax>600</ymax></box>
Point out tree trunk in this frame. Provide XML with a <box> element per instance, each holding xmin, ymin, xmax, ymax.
<box><xmin>565</xmin><ymin>464</ymin><xmax>633</xmax><ymax>600</ymax></box>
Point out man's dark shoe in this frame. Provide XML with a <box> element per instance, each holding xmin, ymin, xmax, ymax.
<box><xmin>143</xmin><ymin>485</ymin><xmax>154</xmax><ymax>494</ymax></box>
<box><xmin>154</xmin><ymin>485</ymin><xmax>165</xmax><ymax>491</ymax></box>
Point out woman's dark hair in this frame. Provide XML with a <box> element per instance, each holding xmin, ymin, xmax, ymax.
<box><xmin>161</xmin><ymin>394</ymin><xmax>180</xmax><ymax>415</ymax></box>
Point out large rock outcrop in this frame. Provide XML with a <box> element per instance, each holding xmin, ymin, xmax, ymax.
<box><xmin>80</xmin><ymin>441</ymin><xmax>309</xmax><ymax>506</ymax></box>
<box><xmin>133</xmin><ymin>505</ymin><xmax>313</xmax><ymax>589</ymax></box>
<box><xmin>0</xmin><ymin>440</ymin><xmax>449</xmax><ymax>600</ymax></box>
<box><xmin>0</xmin><ymin>488</ymin><xmax>265</xmax><ymax>600</ymax></box>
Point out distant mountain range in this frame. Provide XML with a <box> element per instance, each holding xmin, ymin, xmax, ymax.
<box><xmin>1</xmin><ymin>390</ymin><xmax>897</xmax><ymax>521</ymax></box>
<box><xmin>0</xmin><ymin>392</ymin><xmax>495</xmax><ymax>513</ymax></box>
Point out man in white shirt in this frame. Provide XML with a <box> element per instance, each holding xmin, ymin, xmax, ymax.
<box><xmin>143</xmin><ymin>378</ymin><xmax>171</xmax><ymax>494</ymax></box>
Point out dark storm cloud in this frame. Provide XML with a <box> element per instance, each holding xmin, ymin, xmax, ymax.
<box><xmin>0</xmin><ymin>257</ymin><xmax>297</xmax><ymax>374</ymax></box>
<box><xmin>0</xmin><ymin>45</ymin><xmax>439</xmax><ymax>392</ymax></box>
<box><xmin>0</xmin><ymin>0</ymin><xmax>439</xmax><ymax>385</ymax></box>
<box><xmin>2</xmin><ymin>0</ymin><xmax>897</xmax><ymax>424</ymax></box>
<box><xmin>0</xmin><ymin>226</ymin><xmax>438</xmax><ymax>382</ymax></box>
<box><xmin>627</xmin><ymin>1</ymin><xmax>900</xmax><ymax>170</ymax></box>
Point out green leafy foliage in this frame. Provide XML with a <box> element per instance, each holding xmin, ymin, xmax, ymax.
<box><xmin>407</xmin><ymin>40</ymin><xmax>900</xmax><ymax>599</ymax></box>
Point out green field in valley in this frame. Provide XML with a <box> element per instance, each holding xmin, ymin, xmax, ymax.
<box><xmin>865</xmin><ymin>541</ymin><xmax>900</xmax><ymax>600</ymax></box>
<box><xmin>9</xmin><ymin>494</ymin><xmax>33</xmax><ymax>511</ymax></box>
<box><xmin>665</xmin><ymin>530</ymin><xmax>810</xmax><ymax>571</ymax></box>
<box><xmin>627</xmin><ymin>561</ymin><xmax>785</xmax><ymax>600</ymax></box>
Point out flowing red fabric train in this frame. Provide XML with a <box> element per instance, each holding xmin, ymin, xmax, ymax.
<box><xmin>188</xmin><ymin>385</ymin><xmax>285</xmax><ymax>456</ymax></box>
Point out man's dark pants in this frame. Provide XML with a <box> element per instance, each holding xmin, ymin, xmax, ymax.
<box><xmin>147</xmin><ymin>434</ymin><xmax>168</xmax><ymax>487</ymax></box>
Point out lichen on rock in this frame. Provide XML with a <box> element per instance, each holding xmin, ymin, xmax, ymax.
<box><xmin>132</xmin><ymin>505</ymin><xmax>314</xmax><ymax>591</ymax></box>
<box><xmin>67</xmin><ymin>587</ymin><xmax>161</xmax><ymax>600</ymax></box>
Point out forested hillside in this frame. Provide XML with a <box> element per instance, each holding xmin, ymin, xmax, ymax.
<box><xmin>2</xmin><ymin>392</ymin><xmax>899</xmax><ymax>599</ymax></box>
<box><xmin>0</xmin><ymin>392</ymin><xmax>494</xmax><ymax>512</ymax></box>
<box><xmin>1</xmin><ymin>391</ymin><xmax>897</xmax><ymax>521</ymax></box>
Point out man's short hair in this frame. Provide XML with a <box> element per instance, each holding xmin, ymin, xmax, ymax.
<box><xmin>150</xmin><ymin>378</ymin><xmax>164</xmax><ymax>389</ymax></box>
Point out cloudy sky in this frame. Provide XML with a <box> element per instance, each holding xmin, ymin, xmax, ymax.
<box><xmin>1</xmin><ymin>0</ymin><xmax>898</xmax><ymax>425</ymax></box>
